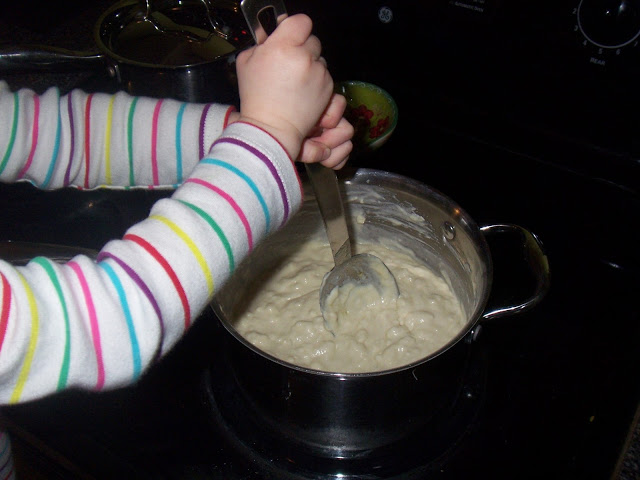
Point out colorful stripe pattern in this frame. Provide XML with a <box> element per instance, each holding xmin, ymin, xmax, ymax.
<box><xmin>16</xmin><ymin>94</ymin><xmax>39</xmax><ymax>179</ymax></box>
<box><xmin>177</xmin><ymin>199</ymin><xmax>235</xmax><ymax>272</ymax></box>
<box><xmin>0</xmin><ymin>85</ymin><xmax>300</xmax><ymax>409</ymax></box>
<box><xmin>123</xmin><ymin>233</ymin><xmax>191</xmax><ymax>329</ymax></box>
<box><xmin>0</xmin><ymin>274</ymin><xmax>10</xmax><ymax>356</ymax></box>
<box><xmin>64</xmin><ymin>91</ymin><xmax>75</xmax><ymax>186</ymax></box>
<box><xmin>99</xmin><ymin>262</ymin><xmax>141</xmax><ymax>380</ymax></box>
<box><xmin>175</xmin><ymin>103</ymin><xmax>187</xmax><ymax>183</ymax></box>
<box><xmin>0</xmin><ymin>93</ymin><xmax>18</xmax><ymax>176</ymax></box>
<box><xmin>41</xmin><ymin>89</ymin><xmax>62</xmax><ymax>188</ymax></box>
<box><xmin>213</xmin><ymin>137</ymin><xmax>292</xmax><ymax>226</ymax></box>
<box><xmin>0</xmin><ymin>89</ymin><xmax>224</xmax><ymax>189</ymax></box>
<box><xmin>68</xmin><ymin>261</ymin><xmax>105</xmax><ymax>389</ymax></box>
<box><xmin>200</xmin><ymin>158</ymin><xmax>271</xmax><ymax>233</ymax></box>
<box><xmin>83</xmin><ymin>93</ymin><xmax>94</xmax><ymax>188</ymax></box>
<box><xmin>32</xmin><ymin>257</ymin><xmax>71</xmax><ymax>391</ymax></box>
<box><xmin>96</xmin><ymin>252</ymin><xmax>165</xmax><ymax>337</ymax></box>
<box><xmin>151</xmin><ymin>99</ymin><xmax>164</xmax><ymax>185</ymax></box>
<box><xmin>185</xmin><ymin>177</ymin><xmax>254</xmax><ymax>251</ymax></box>
<box><xmin>10</xmin><ymin>274</ymin><xmax>38</xmax><ymax>403</ymax></box>
<box><xmin>104</xmin><ymin>95</ymin><xmax>115</xmax><ymax>185</ymax></box>
<box><xmin>126</xmin><ymin>96</ymin><xmax>139</xmax><ymax>186</ymax></box>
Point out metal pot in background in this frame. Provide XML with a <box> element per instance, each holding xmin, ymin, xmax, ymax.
<box><xmin>207</xmin><ymin>168</ymin><xmax>550</xmax><ymax>477</ymax></box>
<box><xmin>0</xmin><ymin>0</ymin><xmax>252</xmax><ymax>103</ymax></box>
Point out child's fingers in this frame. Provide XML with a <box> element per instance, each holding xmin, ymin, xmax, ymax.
<box><xmin>269</xmin><ymin>14</ymin><xmax>314</xmax><ymax>47</ymax></box>
<box><xmin>298</xmin><ymin>118</ymin><xmax>354</xmax><ymax>167</ymax></box>
<box><xmin>318</xmin><ymin>94</ymin><xmax>347</xmax><ymax>130</ymax></box>
<box><xmin>320</xmin><ymin>141</ymin><xmax>352</xmax><ymax>170</ymax></box>
<box><xmin>312</xmin><ymin>117</ymin><xmax>355</xmax><ymax>149</ymax></box>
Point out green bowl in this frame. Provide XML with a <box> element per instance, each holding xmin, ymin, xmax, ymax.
<box><xmin>336</xmin><ymin>80</ymin><xmax>398</xmax><ymax>152</ymax></box>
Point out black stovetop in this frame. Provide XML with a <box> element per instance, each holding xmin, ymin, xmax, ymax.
<box><xmin>0</xmin><ymin>1</ymin><xmax>639</xmax><ymax>479</ymax></box>
<box><xmin>0</xmin><ymin>123</ymin><xmax>637</xmax><ymax>480</ymax></box>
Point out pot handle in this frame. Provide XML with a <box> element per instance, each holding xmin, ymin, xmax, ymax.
<box><xmin>0</xmin><ymin>45</ymin><xmax>106</xmax><ymax>73</ymax></box>
<box><xmin>479</xmin><ymin>223</ymin><xmax>550</xmax><ymax>321</ymax></box>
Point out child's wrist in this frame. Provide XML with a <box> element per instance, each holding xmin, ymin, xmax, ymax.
<box><xmin>230</xmin><ymin>115</ymin><xmax>302</xmax><ymax>161</ymax></box>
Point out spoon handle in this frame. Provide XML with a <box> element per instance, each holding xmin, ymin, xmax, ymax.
<box><xmin>304</xmin><ymin>163</ymin><xmax>352</xmax><ymax>267</ymax></box>
<box><xmin>240</xmin><ymin>0</ymin><xmax>288</xmax><ymax>44</ymax></box>
<box><xmin>239</xmin><ymin>0</ymin><xmax>352</xmax><ymax>268</ymax></box>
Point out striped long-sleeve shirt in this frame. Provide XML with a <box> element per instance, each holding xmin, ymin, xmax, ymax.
<box><xmin>0</xmin><ymin>81</ymin><xmax>303</xmax><ymax>404</ymax></box>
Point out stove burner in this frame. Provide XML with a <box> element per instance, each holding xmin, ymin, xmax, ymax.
<box><xmin>201</xmin><ymin>338</ymin><xmax>489</xmax><ymax>479</ymax></box>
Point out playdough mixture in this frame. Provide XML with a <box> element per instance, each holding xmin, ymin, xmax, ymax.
<box><xmin>230</xmin><ymin>238</ymin><xmax>467</xmax><ymax>373</ymax></box>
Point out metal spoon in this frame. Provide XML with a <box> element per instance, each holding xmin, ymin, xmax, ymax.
<box><xmin>305</xmin><ymin>164</ymin><xmax>399</xmax><ymax>332</ymax></box>
<box><xmin>240</xmin><ymin>0</ymin><xmax>399</xmax><ymax>331</ymax></box>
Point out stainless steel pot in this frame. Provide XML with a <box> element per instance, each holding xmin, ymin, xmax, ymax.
<box><xmin>207</xmin><ymin>168</ymin><xmax>550</xmax><ymax>475</ymax></box>
<box><xmin>0</xmin><ymin>0</ymin><xmax>252</xmax><ymax>103</ymax></box>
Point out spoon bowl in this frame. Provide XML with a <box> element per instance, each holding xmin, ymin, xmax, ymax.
<box><xmin>319</xmin><ymin>252</ymin><xmax>400</xmax><ymax>332</ymax></box>
<box><xmin>303</xmin><ymin>162</ymin><xmax>400</xmax><ymax>332</ymax></box>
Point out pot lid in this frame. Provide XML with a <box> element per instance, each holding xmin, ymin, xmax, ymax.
<box><xmin>96</xmin><ymin>0</ymin><xmax>252</xmax><ymax>67</ymax></box>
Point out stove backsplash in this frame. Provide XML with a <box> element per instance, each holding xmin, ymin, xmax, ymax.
<box><xmin>289</xmin><ymin>0</ymin><xmax>639</xmax><ymax>192</ymax></box>
<box><xmin>1</xmin><ymin>0</ymin><xmax>638</xmax><ymax>191</ymax></box>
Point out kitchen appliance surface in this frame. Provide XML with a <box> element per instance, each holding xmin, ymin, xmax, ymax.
<box><xmin>0</xmin><ymin>1</ymin><xmax>638</xmax><ymax>479</ymax></box>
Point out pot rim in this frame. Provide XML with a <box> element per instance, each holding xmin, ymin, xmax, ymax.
<box><xmin>212</xmin><ymin>168</ymin><xmax>494</xmax><ymax>378</ymax></box>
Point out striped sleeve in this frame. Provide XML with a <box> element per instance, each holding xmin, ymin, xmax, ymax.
<box><xmin>0</xmin><ymin>121</ymin><xmax>302</xmax><ymax>404</ymax></box>
<box><xmin>0</xmin><ymin>81</ymin><xmax>233</xmax><ymax>189</ymax></box>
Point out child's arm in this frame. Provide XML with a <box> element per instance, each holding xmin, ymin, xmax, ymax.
<box><xmin>0</xmin><ymin>81</ymin><xmax>233</xmax><ymax>189</ymax></box>
<box><xmin>0</xmin><ymin>119</ymin><xmax>299</xmax><ymax>403</ymax></box>
<box><xmin>0</xmin><ymin>13</ymin><xmax>351</xmax><ymax>404</ymax></box>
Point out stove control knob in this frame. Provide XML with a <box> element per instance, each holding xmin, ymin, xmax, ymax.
<box><xmin>574</xmin><ymin>0</ymin><xmax>640</xmax><ymax>63</ymax></box>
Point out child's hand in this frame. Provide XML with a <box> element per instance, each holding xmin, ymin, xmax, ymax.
<box><xmin>233</xmin><ymin>14</ymin><xmax>351</xmax><ymax>166</ymax></box>
<box><xmin>299</xmin><ymin>92</ymin><xmax>354</xmax><ymax>169</ymax></box>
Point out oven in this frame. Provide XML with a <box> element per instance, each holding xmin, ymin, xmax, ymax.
<box><xmin>0</xmin><ymin>0</ymin><xmax>638</xmax><ymax>478</ymax></box>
